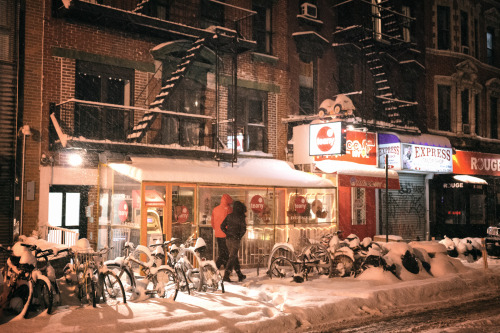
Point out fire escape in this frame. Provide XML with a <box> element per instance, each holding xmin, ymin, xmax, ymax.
<box><xmin>332</xmin><ymin>0</ymin><xmax>421</xmax><ymax>129</ymax></box>
<box><xmin>50</xmin><ymin>0</ymin><xmax>256</xmax><ymax>163</ymax></box>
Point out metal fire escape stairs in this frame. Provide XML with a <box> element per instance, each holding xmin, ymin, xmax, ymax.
<box><xmin>126</xmin><ymin>37</ymin><xmax>210</xmax><ymax>142</ymax></box>
<box><xmin>333</xmin><ymin>0</ymin><xmax>417</xmax><ymax>127</ymax></box>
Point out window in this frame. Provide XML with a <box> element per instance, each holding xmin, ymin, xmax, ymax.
<box><xmin>253</xmin><ymin>2</ymin><xmax>272</xmax><ymax>54</ymax></box>
<box><xmin>461</xmin><ymin>89</ymin><xmax>470</xmax><ymax>131</ymax></box>
<box><xmin>299</xmin><ymin>59</ymin><xmax>315</xmax><ymax>115</ymax></box>
<box><xmin>351</xmin><ymin>187</ymin><xmax>366</xmax><ymax>225</ymax></box>
<box><xmin>460</xmin><ymin>11</ymin><xmax>469</xmax><ymax>52</ymax></box>
<box><xmin>402</xmin><ymin>5</ymin><xmax>413</xmax><ymax>43</ymax></box>
<box><xmin>228</xmin><ymin>87</ymin><xmax>267</xmax><ymax>152</ymax></box>
<box><xmin>474</xmin><ymin>19</ymin><xmax>479</xmax><ymax>58</ymax></box>
<box><xmin>437</xmin><ymin>6</ymin><xmax>450</xmax><ymax>50</ymax></box>
<box><xmin>338</xmin><ymin>58</ymin><xmax>354</xmax><ymax>94</ymax></box>
<box><xmin>0</xmin><ymin>0</ymin><xmax>14</xmax><ymax>62</ymax></box>
<box><xmin>438</xmin><ymin>85</ymin><xmax>451</xmax><ymax>131</ymax></box>
<box><xmin>160</xmin><ymin>79</ymin><xmax>206</xmax><ymax>147</ymax></box>
<box><xmin>49</xmin><ymin>186</ymin><xmax>89</xmax><ymax>238</ymax></box>
<box><xmin>487</xmin><ymin>27</ymin><xmax>495</xmax><ymax>66</ymax></box>
<box><xmin>75</xmin><ymin>61</ymin><xmax>134</xmax><ymax>141</ymax></box>
<box><xmin>475</xmin><ymin>94</ymin><xmax>480</xmax><ymax>135</ymax></box>
<box><xmin>491</xmin><ymin>96</ymin><xmax>498</xmax><ymax>139</ymax></box>
<box><xmin>201</xmin><ymin>0</ymin><xmax>224</xmax><ymax>28</ymax></box>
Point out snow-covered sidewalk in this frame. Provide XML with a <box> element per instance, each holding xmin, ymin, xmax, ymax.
<box><xmin>1</xmin><ymin>254</ymin><xmax>500</xmax><ymax>333</ymax></box>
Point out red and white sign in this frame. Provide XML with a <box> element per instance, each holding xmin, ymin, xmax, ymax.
<box><xmin>294</xmin><ymin>196</ymin><xmax>307</xmax><ymax>214</ymax></box>
<box><xmin>176</xmin><ymin>206</ymin><xmax>189</xmax><ymax>224</ymax></box>
<box><xmin>118</xmin><ymin>200</ymin><xmax>129</xmax><ymax>222</ymax></box>
<box><xmin>337</xmin><ymin>174</ymin><xmax>400</xmax><ymax>190</ymax></box>
<box><xmin>453</xmin><ymin>150</ymin><xmax>500</xmax><ymax>176</ymax></box>
<box><xmin>401</xmin><ymin>144</ymin><xmax>453</xmax><ymax>172</ymax></box>
<box><xmin>315</xmin><ymin>131</ymin><xmax>376</xmax><ymax>165</ymax></box>
<box><xmin>309</xmin><ymin>122</ymin><xmax>342</xmax><ymax>156</ymax></box>
<box><xmin>250</xmin><ymin>195</ymin><xmax>265</xmax><ymax>213</ymax></box>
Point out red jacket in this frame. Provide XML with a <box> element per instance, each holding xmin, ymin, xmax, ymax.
<box><xmin>211</xmin><ymin>194</ymin><xmax>233</xmax><ymax>238</ymax></box>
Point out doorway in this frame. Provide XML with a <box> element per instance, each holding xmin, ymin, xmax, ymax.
<box><xmin>49</xmin><ymin>185</ymin><xmax>89</xmax><ymax>238</ymax></box>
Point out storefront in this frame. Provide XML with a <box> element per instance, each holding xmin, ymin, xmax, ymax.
<box><xmin>293</xmin><ymin>123</ymin><xmax>400</xmax><ymax>240</ymax></box>
<box><xmin>378</xmin><ymin>133</ymin><xmax>453</xmax><ymax>240</ymax></box>
<box><xmin>98</xmin><ymin>157</ymin><xmax>336</xmax><ymax>265</ymax></box>
<box><xmin>430</xmin><ymin>150</ymin><xmax>500</xmax><ymax>238</ymax></box>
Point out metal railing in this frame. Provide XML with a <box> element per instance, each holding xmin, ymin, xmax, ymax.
<box><xmin>50</xmin><ymin>99</ymin><xmax>269</xmax><ymax>155</ymax></box>
<box><xmin>78</xmin><ymin>0</ymin><xmax>255</xmax><ymax>42</ymax></box>
<box><xmin>40</xmin><ymin>225</ymin><xmax>80</xmax><ymax>247</ymax></box>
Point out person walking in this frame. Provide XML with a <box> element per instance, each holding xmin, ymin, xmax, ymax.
<box><xmin>211</xmin><ymin>194</ymin><xmax>233</xmax><ymax>269</ymax></box>
<box><xmin>221</xmin><ymin>200</ymin><xmax>247</xmax><ymax>282</ymax></box>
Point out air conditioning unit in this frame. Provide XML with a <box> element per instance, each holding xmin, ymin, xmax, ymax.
<box><xmin>462</xmin><ymin>46</ymin><xmax>469</xmax><ymax>55</ymax></box>
<box><xmin>300</xmin><ymin>2</ymin><xmax>318</xmax><ymax>19</ymax></box>
<box><xmin>462</xmin><ymin>123</ymin><xmax>471</xmax><ymax>134</ymax></box>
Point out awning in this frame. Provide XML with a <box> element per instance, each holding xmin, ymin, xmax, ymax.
<box><xmin>453</xmin><ymin>175</ymin><xmax>488</xmax><ymax>185</ymax></box>
<box><xmin>109</xmin><ymin>157</ymin><xmax>334</xmax><ymax>188</ymax></box>
<box><xmin>315</xmin><ymin>160</ymin><xmax>400</xmax><ymax>190</ymax></box>
<box><xmin>379</xmin><ymin>132</ymin><xmax>452</xmax><ymax>148</ymax></box>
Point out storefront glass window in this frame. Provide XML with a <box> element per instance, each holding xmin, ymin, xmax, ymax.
<box><xmin>171</xmin><ymin>185</ymin><xmax>196</xmax><ymax>243</ymax></box>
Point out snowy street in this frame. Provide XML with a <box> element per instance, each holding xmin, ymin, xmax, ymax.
<box><xmin>1</xmin><ymin>251</ymin><xmax>500</xmax><ymax>333</ymax></box>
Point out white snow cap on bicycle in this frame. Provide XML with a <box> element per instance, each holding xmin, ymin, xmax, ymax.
<box><xmin>194</xmin><ymin>238</ymin><xmax>206</xmax><ymax>251</ymax></box>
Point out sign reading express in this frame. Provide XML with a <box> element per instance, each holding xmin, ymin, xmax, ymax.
<box><xmin>401</xmin><ymin>144</ymin><xmax>453</xmax><ymax>172</ymax></box>
<box><xmin>309</xmin><ymin>122</ymin><xmax>342</xmax><ymax>156</ymax></box>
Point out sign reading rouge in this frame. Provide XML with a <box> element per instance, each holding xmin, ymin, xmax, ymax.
<box><xmin>309</xmin><ymin>122</ymin><xmax>342</xmax><ymax>156</ymax></box>
<box><xmin>453</xmin><ymin>150</ymin><xmax>500</xmax><ymax>176</ymax></box>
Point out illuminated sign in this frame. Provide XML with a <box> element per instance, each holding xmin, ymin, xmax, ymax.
<box><xmin>315</xmin><ymin>131</ymin><xmax>376</xmax><ymax>165</ymax></box>
<box><xmin>309</xmin><ymin>122</ymin><xmax>342</xmax><ymax>156</ymax></box>
<box><xmin>378</xmin><ymin>143</ymin><xmax>401</xmax><ymax>169</ymax></box>
<box><xmin>453</xmin><ymin>150</ymin><xmax>500</xmax><ymax>176</ymax></box>
<box><xmin>401</xmin><ymin>144</ymin><xmax>453</xmax><ymax>172</ymax></box>
<box><xmin>250</xmin><ymin>195</ymin><xmax>264</xmax><ymax>213</ymax></box>
<box><xmin>443</xmin><ymin>183</ymin><xmax>464</xmax><ymax>189</ymax></box>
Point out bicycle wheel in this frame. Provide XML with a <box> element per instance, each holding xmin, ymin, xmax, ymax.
<box><xmin>176</xmin><ymin>266</ymin><xmax>191</xmax><ymax>295</ymax></box>
<box><xmin>77</xmin><ymin>271</ymin><xmax>96</xmax><ymax>307</ymax></box>
<box><xmin>32</xmin><ymin>279</ymin><xmax>53</xmax><ymax>314</ymax></box>
<box><xmin>107</xmin><ymin>264</ymin><xmax>135</xmax><ymax>292</ymax></box>
<box><xmin>330</xmin><ymin>255</ymin><xmax>354</xmax><ymax>277</ymax></box>
<box><xmin>269</xmin><ymin>256</ymin><xmax>296</xmax><ymax>279</ymax></box>
<box><xmin>183</xmin><ymin>250</ymin><xmax>203</xmax><ymax>292</ymax></box>
<box><xmin>200</xmin><ymin>263</ymin><xmax>224</xmax><ymax>293</ymax></box>
<box><xmin>99</xmin><ymin>271</ymin><xmax>126</xmax><ymax>305</ymax></box>
<box><xmin>154</xmin><ymin>267</ymin><xmax>179</xmax><ymax>301</ymax></box>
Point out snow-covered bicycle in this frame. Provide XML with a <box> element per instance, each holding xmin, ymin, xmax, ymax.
<box><xmin>106</xmin><ymin>241</ymin><xmax>179</xmax><ymax>301</ymax></box>
<box><xmin>174</xmin><ymin>235</ymin><xmax>224</xmax><ymax>293</ymax></box>
<box><xmin>0</xmin><ymin>242</ymin><xmax>53</xmax><ymax>318</ymax></box>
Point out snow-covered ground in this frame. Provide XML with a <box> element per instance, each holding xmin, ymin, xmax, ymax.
<box><xmin>1</xmin><ymin>241</ymin><xmax>500</xmax><ymax>333</ymax></box>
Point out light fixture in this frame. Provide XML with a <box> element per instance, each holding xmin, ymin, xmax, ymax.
<box><xmin>68</xmin><ymin>152</ymin><xmax>83</xmax><ymax>167</ymax></box>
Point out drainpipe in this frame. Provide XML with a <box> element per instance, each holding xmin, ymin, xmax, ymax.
<box><xmin>19</xmin><ymin>124</ymin><xmax>32</xmax><ymax>236</ymax></box>
<box><xmin>425</xmin><ymin>173</ymin><xmax>434</xmax><ymax>241</ymax></box>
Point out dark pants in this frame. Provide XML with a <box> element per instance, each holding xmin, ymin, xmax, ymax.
<box><xmin>225</xmin><ymin>238</ymin><xmax>242</xmax><ymax>274</ymax></box>
<box><xmin>216</xmin><ymin>237</ymin><xmax>229</xmax><ymax>269</ymax></box>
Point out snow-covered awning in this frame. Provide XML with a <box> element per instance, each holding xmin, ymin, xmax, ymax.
<box><xmin>109</xmin><ymin>157</ymin><xmax>334</xmax><ymax>188</ymax></box>
<box><xmin>379</xmin><ymin>132</ymin><xmax>452</xmax><ymax>148</ymax></box>
<box><xmin>453</xmin><ymin>175</ymin><xmax>488</xmax><ymax>185</ymax></box>
<box><xmin>315</xmin><ymin>160</ymin><xmax>400</xmax><ymax>190</ymax></box>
